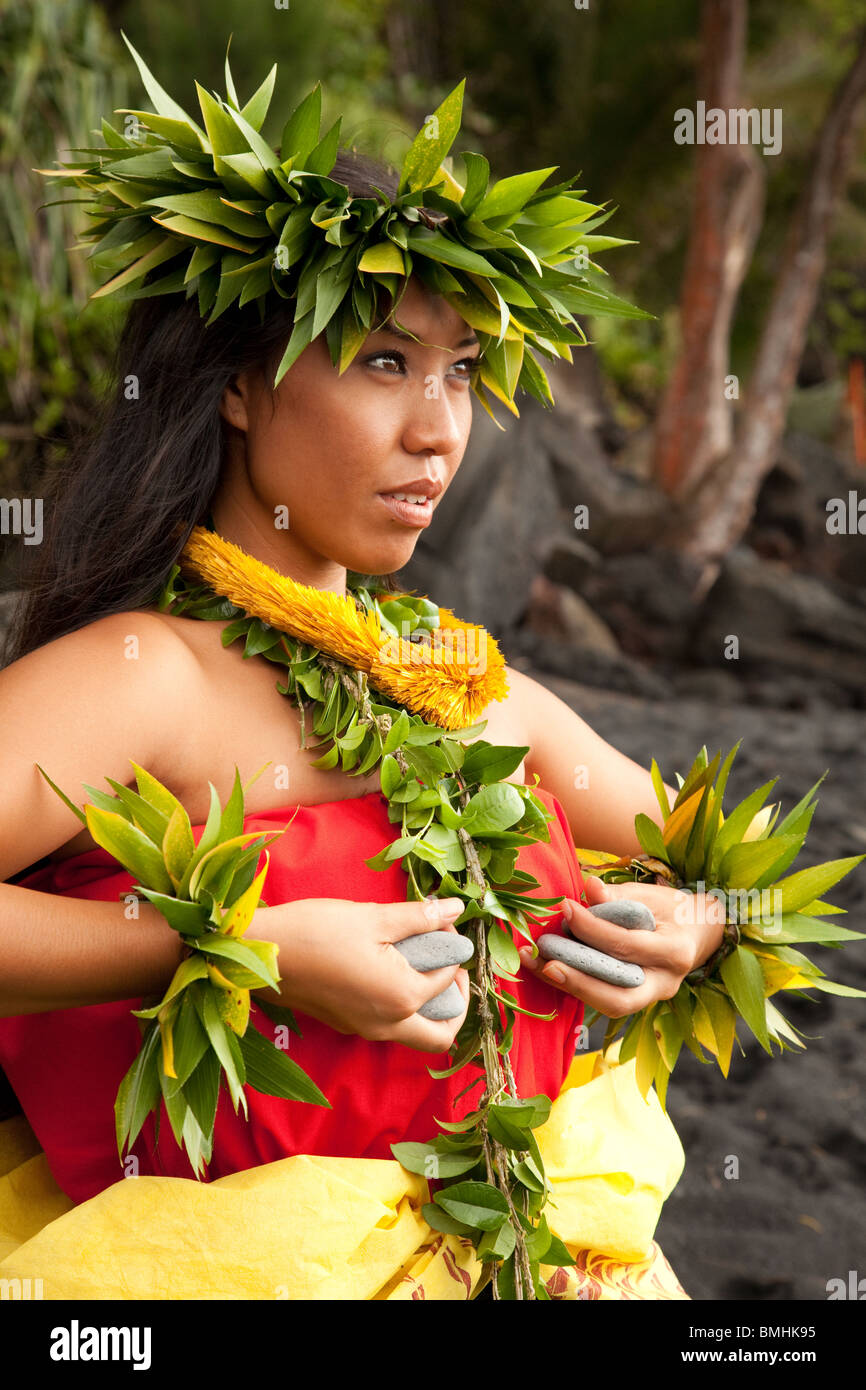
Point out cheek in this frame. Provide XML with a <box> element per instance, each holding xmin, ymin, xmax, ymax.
<box><xmin>248</xmin><ymin>383</ymin><xmax>395</xmax><ymax>507</ymax></box>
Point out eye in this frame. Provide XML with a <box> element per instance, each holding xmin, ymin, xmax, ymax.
<box><xmin>450</xmin><ymin>355</ymin><xmax>482</xmax><ymax>381</ymax></box>
<box><xmin>365</xmin><ymin>350</ymin><xmax>407</xmax><ymax>374</ymax></box>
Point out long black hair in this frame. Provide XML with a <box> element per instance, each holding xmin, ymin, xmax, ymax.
<box><xmin>3</xmin><ymin>149</ymin><xmax>401</xmax><ymax>666</ymax></box>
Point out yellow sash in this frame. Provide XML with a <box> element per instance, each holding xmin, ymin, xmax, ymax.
<box><xmin>0</xmin><ymin>1044</ymin><xmax>689</xmax><ymax>1300</ymax></box>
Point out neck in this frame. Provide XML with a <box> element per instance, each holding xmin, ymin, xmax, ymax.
<box><xmin>209</xmin><ymin>497</ymin><xmax>348</xmax><ymax>597</ymax></box>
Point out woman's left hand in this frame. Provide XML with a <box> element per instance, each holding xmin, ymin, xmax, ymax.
<box><xmin>518</xmin><ymin>874</ymin><xmax>726</xmax><ymax>1017</ymax></box>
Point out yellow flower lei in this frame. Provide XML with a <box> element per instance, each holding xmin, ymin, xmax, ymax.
<box><xmin>178</xmin><ymin>525</ymin><xmax>510</xmax><ymax>730</ymax></box>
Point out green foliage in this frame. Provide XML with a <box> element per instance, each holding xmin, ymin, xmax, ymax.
<box><xmin>585</xmin><ymin>744</ymin><xmax>866</xmax><ymax>1096</ymax></box>
<box><xmin>37</xmin><ymin>759</ymin><xmax>328</xmax><ymax>1179</ymax></box>
<box><xmin>37</xmin><ymin>31</ymin><xmax>650</xmax><ymax>425</ymax></box>
<box><xmin>0</xmin><ymin>0</ymin><xmax>128</xmax><ymax>476</ymax></box>
<box><xmin>156</xmin><ymin>559</ymin><xmax>575</xmax><ymax>1297</ymax></box>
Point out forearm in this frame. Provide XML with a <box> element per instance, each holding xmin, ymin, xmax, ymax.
<box><xmin>0</xmin><ymin>881</ymin><xmax>183</xmax><ymax>1015</ymax></box>
<box><xmin>564</xmin><ymin>760</ymin><xmax>679</xmax><ymax>859</ymax></box>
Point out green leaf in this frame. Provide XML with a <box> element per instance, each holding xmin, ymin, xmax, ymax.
<box><xmin>461</xmin><ymin>783</ymin><xmax>525</xmax><ymax>835</ymax></box>
<box><xmin>650</xmin><ymin>759</ymin><xmax>670</xmax><ymax>819</ymax></box>
<box><xmin>240</xmin><ymin>63</ymin><xmax>277</xmax><ymax>132</ymax></box>
<box><xmin>460</xmin><ymin>743</ymin><xmax>529</xmax><ymax>786</ymax></box>
<box><xmin>399</xmin><ymin>80</ymin><xmax>465</xmax><ymax>193</ymax></box>
<box><xmin>475</xmin><ymin>168</ymin><xmax>557</xmax><ymax>223</ymax></box>
<box><xmin>458</xmin><ymin>152</ymin><xmax>490</xmax><ymax>214</ymax></box>
<box><xmin>195</xmin><ymin>987</ymin><xmax>245</xmax><ymax>1110</ymax></box>
<box><xmin>135</xmin><ymin>888</ymin><xmax>210</xmax><ymax>936</ymax></box>
<box><xmin>239</xmin><ymin>1025</ymin><xmax>330</xmax><ymax>1106</ymax></box>
<box><xmin>634</xmin><ymin>1007</ymin><xmax>661</xmax><ymax>1098</ymax></box>
<box><xmin>435</xmin><ymin>1180</ymin><xmax>509</xmax><ymax>1231</ymax></box>
<box><xmin>487</xmin><ymin>921</ymin><xmax>521</xmax><ymax>976</ymax></box>
<box><xmin>162</xmin><ymin>804</ymin><xmax>195</xmax><ymax>883</ymax></box>
<box><xmin>182</xmin><ymin>1047</ymin><xmax>221</xmax><ymax>1139</ymax></box>
<box><xmin>391</xmin><ymin>1142</ymin><xmax>481</xmax><ymax>1178</ymax></box>
<box><xmin>712</xmin><ymin>780</ymin><xmax>779</xmax><ymax>863</ymax></box>
<box><xmin>35</xmin><ymin>764</ymin><xmax>86</xmax><ymax>826</ymax></box>
<box><xmin>84</xmin><ymin>805</ymin><xmax>173</xmax><ymax>894</ymax></box>
<box><xmin>188</xmin><ymin>832</ymin><xmax>268</xmax><ymax>901</ymax></box>
<box><xmin>634</xmin><ymin>813</ymin><xmax>668</xmax><ymax>862</ymax></box>
<box><xmin>422</xmin><ymin>1202</ymin><xmax>472</xmax><ymax>1236</ymax></box>
<box><xmin>358</xmin><ymin>241</ymin><xmax>407</xmax><ymax>275</ymax></box>
<box><xmin>719</xmin><ymin>947</ymin><xmax>771</xmax><ymax>1051</ymax></box>
<box><xmin>773</xmin><ymin>773</ymin><xmax>827</xmax><ymax>839</ymax></box>
<box><xmin>807</xmin><ymin>978</ymin><xmax>866</xmax><ymax>998</ymax></box>
<box><xmin>201</xmin><ymin>932</ymin><xmax>280</xmax><ymax>989</ymax></box>
<box><xmin>477</xmin><ymin>1221</ymin><xmax>517</xmax><ymax>1262</ymax></box>
<box><xmin>115</xmin><ymin>1023</ymin><xmax>162</xmax><ymax>1158</ymax></box>
<box><xmin>305</xmin><ymin>117</ymin><xmax>342</xmax><ymax>176</ymax></box>
<box><xmin>280</xmin><ymin>84</ymin><xmax>322</xmax><ymax>163</ymax></box>
<box><xmin>718</xmin><ymin>835</ymin><xmax>802</xmax><ymax>891</ymax></box>
<box><xmin>383</xmin><ymin>709</ymin><xmax>410</xmax><ymax>753</ymax></box>
<box><xmin>162</xmin><ymin>991</ymin><xmax>209</xmax><ymax>1093</ymax></box>
<box><xmin>774</xmin><ymin>856</ymin><xmax>866</xmax><ymax>914</ymax></box>
<box><xmin>743</xmin><ymin>912</ymin><xmax>866</xmax><ymax>946</ymax></box>
<box><xmin>132</xmin><ymin>955</ymin><xmax>209</xmax><ymax>1019</ymax></box>
<box><xmin>404</xmin><ymin>229</ymin><xmax>497</xmax><ymax>275</ymax></box>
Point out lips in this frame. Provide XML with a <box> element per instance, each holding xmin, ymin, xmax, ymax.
<box><xmin>378</xmin><ymin>477</ymin><xmax>443</xmax><ymax>529</ymax></box>
<box><xmin>378</xmin><ymin>493</ymin><xmax>434</xmax><ymax>528</ymax></box>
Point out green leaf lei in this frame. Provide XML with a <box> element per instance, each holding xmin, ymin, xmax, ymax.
<box><xmin>154</xmin><ymin>560</ymin><xmax>572</xmax><ymax>1299</ymax></box>
<box><xmin>36</xmin><ymin>35</ymin><xmax>654</xmax><ymax>423</ymax></box>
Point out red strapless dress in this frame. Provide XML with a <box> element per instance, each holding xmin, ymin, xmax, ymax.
<box><xmin>0</xmin><ymin>786</ymin><xmax>586</xmax><ymax>1204</ymax></box>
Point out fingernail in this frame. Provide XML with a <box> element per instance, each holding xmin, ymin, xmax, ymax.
<box><xmin>561</xmin><ymin>899</ymin><xmax>573</xmax><ymax>922</ymax></box>
<box><xmin>425</xmin><ymin>897</ymin><xmax>464</xmax><ymax>922</ymax></box>
<box><xmin>544</xmin><ymin>965</ymin><xmax>566</xmax><ymax>985</ymax></box>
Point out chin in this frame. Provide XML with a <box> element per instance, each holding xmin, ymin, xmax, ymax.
<box><xmin>339</xmin><ymin>533</ymin><xmax>423</xmax><ymax>579</ymax></box>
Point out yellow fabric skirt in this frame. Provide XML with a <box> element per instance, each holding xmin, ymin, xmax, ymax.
<box><xmin>0</xmin><ymin>1043</ymin><xmax>689</xmax><ymax>1301</ymax></box>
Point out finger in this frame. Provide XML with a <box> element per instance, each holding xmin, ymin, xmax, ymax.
<box><xmin>563</xmin><ymin>899</ymin><xmax>681</xmax><ymax>968</ymax></box>
<box><xmin>578</xmin><ymin>874</ymin><xmax>610</xmax><ymax>907</ymax></box>
<box><xmin>380</xmin><ymin>897</ymin><xmax>465</xmax><ymax>942</ymax></box>
<box><xmin>409</xmin><ymin>961</ymin><xmax>464</xmax><ymax>1008</ymax></box>
<box><xmin>522</xmin><ymin>954</ymin><xmax>668</xmax><ymax>1018</ymax></box>
<box><xmin>388</xmin><ymin>978</ymin><xmax>469</xmax><ymax>1051</ymax></box>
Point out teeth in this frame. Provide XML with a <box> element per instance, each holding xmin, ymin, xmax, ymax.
<box><xmin>389</xmin><ymin>493</ymin><xmax>428</xmax><ymax>504</ymax></box>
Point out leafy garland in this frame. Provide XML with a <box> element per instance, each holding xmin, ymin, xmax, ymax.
<box><xmin>580</xmin><ymin>748</ymin><xmax>866</xmax><ymax>1106</ymax></box>
<box><xmin>148</xmin><ymin>560</ymin><xmax>576</xmax><ymax>1298</ymax></box>
<box><xmin>35</xmin><ymin>35</ymin><xmax>653</xmax><ymax>423</ymax></box>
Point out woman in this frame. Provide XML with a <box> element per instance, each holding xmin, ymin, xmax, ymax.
<box><xmin>0</xmin><ymin>146</ymin><xmax>724</xmax><ymax>1211</ymax></box>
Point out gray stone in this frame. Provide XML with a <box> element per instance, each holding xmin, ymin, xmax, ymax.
<box><xmin>395</xmin><ymin>930</ymin><xmax>475</xmax><ymax>972</ymax></box>
<box><xmin>538</xmin><ymin>934</ymin><xmax>645</xmax><ymax>988</ymax></box>
<box><xmin>417</xmin><ymin>982</ymin><xmax>466</xmax><ymax>1021</ymax></box>
<box><xmin>589</xmin><ymin>899</ymin><xmax>656</xmax><ymax>932</ymax></box>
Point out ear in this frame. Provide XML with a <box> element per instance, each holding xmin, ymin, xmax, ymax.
<box><xmin>218</xmin><ymin>372</ymin><xmax>252</xmax><ymax>431</ymax></box>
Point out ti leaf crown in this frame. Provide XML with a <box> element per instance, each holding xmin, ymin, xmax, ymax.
<box><xmin>37</xmin><ymin>31</ymin><xmax>652</xmax><ymax>421</ymax></box>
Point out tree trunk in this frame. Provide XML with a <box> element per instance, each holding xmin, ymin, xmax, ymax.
<box><xmin>650</xmin><ymin>0</ymin><xmax>765</xmax><ymax>497</ymax></box>
<box><xmin>673</xmin><ymin>22</ymin><xmax>866</xmax><ymax>587</ymax></box>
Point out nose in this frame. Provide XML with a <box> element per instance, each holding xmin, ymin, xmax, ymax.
<box><xmin>400</xmin><ymin>376</ymin><xmax>466</xmax><ymax>461</ymax></box>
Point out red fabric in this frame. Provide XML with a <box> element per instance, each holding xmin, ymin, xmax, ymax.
<box><xmin>0</xmin><ymin>787</ymin><xmax>586</xmax><ymax>1204</ymax></box>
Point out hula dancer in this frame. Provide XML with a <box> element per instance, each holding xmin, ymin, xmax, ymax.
<box><xmin>0</xmin><ymin>37</ymin><xmax>861</xmax><ymax>1301</ymax></box>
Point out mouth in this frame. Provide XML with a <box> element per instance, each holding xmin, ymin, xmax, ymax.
<box><xmin>377</xmin><ymin>484</ymin><xmax>440</xmax><ymax>530</ymax></box>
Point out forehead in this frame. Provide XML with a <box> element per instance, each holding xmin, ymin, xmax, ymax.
<box><xmin>376</xmin><ymin>275</ymin><xmax>474</xmax><ymax>344</ymax></box>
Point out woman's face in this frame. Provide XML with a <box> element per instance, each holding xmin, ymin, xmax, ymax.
<box><xmin>216</xmin><ymin>276</ymin><xmax>480</xmax><ymax>587</ymax></box>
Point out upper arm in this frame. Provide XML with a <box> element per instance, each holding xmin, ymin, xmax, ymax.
<box><xmin>506</xmin><ymin>664</ymin><xmax>671</xmax><ymax>856</ymax></box>
<box><xmin>0</xmin><ymin>612</ymin><xmax>201</xmax><ymax>881</ymax></box>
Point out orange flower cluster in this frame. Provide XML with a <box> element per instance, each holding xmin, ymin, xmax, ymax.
<box><xmin>180</xmin><ymin>527</ymin><xmax>509</xmax><ymax>730</ymax></box>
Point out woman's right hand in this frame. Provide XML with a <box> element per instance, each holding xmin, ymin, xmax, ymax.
<box><xmin>248</xmin><ymin>896</ymin><xmax>471</xmax><ymax>1052</ymax></box>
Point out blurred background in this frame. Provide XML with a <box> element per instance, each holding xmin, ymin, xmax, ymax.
<box><xmin>2</xmin><ymin>0</ymin><xmax>865</xmax><ymax>1299</ymax></box>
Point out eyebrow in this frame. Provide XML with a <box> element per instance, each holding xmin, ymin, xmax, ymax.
<box><xmin>377</xmin><ymin>324</ymin><xmax>480</xmax><ymax>350</ymax></box>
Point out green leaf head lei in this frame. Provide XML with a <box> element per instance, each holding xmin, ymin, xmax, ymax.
<box><xmin>36</xmin><ymin>32</ymin><xmax>653</xmax><ymax>426</ymax></box>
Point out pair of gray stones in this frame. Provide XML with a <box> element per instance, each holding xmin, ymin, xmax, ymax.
<box><xmin>395</xmin><ymin>898</ymin><xmax>655</xmax><ymax>1020</ymax></box>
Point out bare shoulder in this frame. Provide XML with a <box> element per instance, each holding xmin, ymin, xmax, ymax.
<box><xmin>0</xmin><ymin>610</ymin><xmax>204</xmax><ymax>880</ymax></box>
